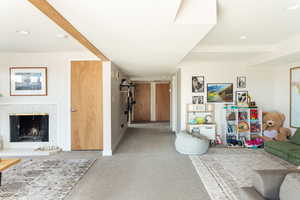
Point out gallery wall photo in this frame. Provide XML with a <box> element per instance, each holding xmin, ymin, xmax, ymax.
<box><xmin>192</xmin><ymin>76</ymin><xmax>204</xmax><ymax>93</ymax></box>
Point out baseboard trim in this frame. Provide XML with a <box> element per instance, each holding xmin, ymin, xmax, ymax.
<box><xmin>102</xmin><ymin>149</ymin><xmax>112</xmax><ymax>156</ymax></box>
<box><xmin>112</xmin><ymin>128</ymin><xmax>127</xmax><ymax>153</ymax></box>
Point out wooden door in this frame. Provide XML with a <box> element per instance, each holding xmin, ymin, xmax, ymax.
<box><xmin>156</xmin><ymin>83</ymin><xmax>170</xmax><ymax>121</ymax></box>
<box><xmin>71</xmin><ymin>61</ymin><xmax>103</xmax><ymax>150</ymax></box>
<box><xmin>133</xmin><ymin>83</ymin><xmax>151</xmax><ymax>122</ymax></box>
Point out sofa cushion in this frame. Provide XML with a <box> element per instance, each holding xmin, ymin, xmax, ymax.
<box><xmin>280</xmin><ymin>172</ymin><xmax>300</xmax><ymax>200</ymax></box>
<box><xmin>240</xmin><ymin>187</ymin><xmax>265</xmax><ymax>200</ymax></box>
<box><xmin>288</xmin><ymin>149</ymin><xmax>300</xmax><ymax>159</ymax></box>
<box><xmin>290</xmin><ymin>128</ymin><xmax>300</xmax><ymax>145</ymax></box>
<box><xmin>252</xmin><ymin>170</ymin><xmax>291</xmax><ymax>200</ymax></box>
<box><xmin>265</xmin><ymin>141</ymin><xmax>300</xmax><ymax>153</ymax></box>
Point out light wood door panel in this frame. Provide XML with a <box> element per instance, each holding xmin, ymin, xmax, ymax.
<box><xmin>156</xmin><ymin>83</ymin><xmax>170</xmax><ymax>121</ymax></box>
<box><xmin>71</xmin><ymin>61</ymin><xmax>103</xmax><ymax>150</ymax></box>
<box><xmin>133</xmin><ymin>83</ymin><xmax>151</xmax><ymax>122</ymax></box>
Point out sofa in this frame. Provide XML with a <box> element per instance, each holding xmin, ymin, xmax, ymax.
<box><xmin>240</xmin><ymin>169</ymin><xmax>300</xmax><ymax>200</ymax></box>
<box><xmin>265</xmin><ymin>128</ymin><xmax>300</xmax><ymax>165</ymax></box>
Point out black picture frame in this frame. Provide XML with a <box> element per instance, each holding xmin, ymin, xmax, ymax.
<box><xmin>236</xmin><ymin>91</ymin><xmax>248</xmax><ymax>106</ymax></box>
<box><xmin>237</xmin><ymin>76</ymin><xmax>246</xmax><ymax>88</ymax></box>
<box><xmin>192</xmin><ymin>75</ymin><xmax>205</xmax><ymax>93</ymax></box>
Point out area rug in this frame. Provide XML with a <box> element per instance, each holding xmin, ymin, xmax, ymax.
<box><xmin>190</xmin><ymin>148</ymin><xmax>295</xmax><ymax>200</ymax></box>
<box><xmin>0</xmin><ymin>159</ymin><xmax>96</xmax><ymax>200</ymax></box>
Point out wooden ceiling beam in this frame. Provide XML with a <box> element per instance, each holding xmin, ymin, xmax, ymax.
<box><xmin>27</xmin><ymin>0</ymin><xmax>109</xmax><ymax>61</ymax></box>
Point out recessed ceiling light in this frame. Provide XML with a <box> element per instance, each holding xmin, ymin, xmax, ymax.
<box><xmin>240</xmin><ymin>35</ymin><xmax>247</xmax><ymax>40</ymax></box>
<box><xmin>56</xmin><ymin>34</ymin><xmax>68</xmax><ymax>39</ymax></box>
<box><xmin>16</xmin><ymin>30</ymin><xmax>30</xmax><ymax>35</ymax></box>
<box><xmin>287</xmin><ymin>4</ymin><xmax>300</xmax><ymax>10</ymax></box>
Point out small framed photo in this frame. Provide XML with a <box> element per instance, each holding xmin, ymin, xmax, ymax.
<box><xmin>236</xmin><ymin>91</ymin><xmax>248</xmax><ymax>107</ymax></box>
<box><xmin>10</xmin><ymin>67</ymin><xmax>48</xmax><ymax>96</ymax></box>
<box><xmin>237</xmin><ymin>76</ymin><xmax>246</xmax><ymax>88</ymax></box>
<box><xmin>192</xmin><ymin>96</ymin><xmax>204</xmax><ymax>104</ymax></box>
<box><xmin>192</xmin><ymin>76</ymin><xmax>204</xmax><ymax>93</ymax></box>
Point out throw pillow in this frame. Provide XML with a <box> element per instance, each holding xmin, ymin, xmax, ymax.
<box><xmin>290</xmin><ymin>128</ymin><xmax>300</xmax><ymax>145</ymax></box>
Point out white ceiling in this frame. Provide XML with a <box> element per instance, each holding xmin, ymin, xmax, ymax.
<box><xmin>48</xmin><ymin>0</ymin><xmax>216</xmax><ymax>77</ymax></box>
<box><xmin>183</xmin><ymin>0</ymin><xmax>300</xmax><ymax>66</ymax></box>
<box><xmin>0</xmin><ymin>0</ymin><xmax>86</xmax><ymax>52</ymax></box>
<box><xmin>2</xmin><ymin>0</ymin><xmax>299</xmax><ymax>76</ymax></box>
<box><xmin>199</xmin><ymin>0</ymin><xmax>300</xmax><ymax>46</ymax></box>
<box><xmin>0</xmin><ymin>0</ymin><xmax>217</xmax><ymax>77</ymax></box>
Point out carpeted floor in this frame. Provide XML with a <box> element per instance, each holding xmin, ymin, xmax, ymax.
<box><xmin>66</xmin><ymin>125</ymin><xmax>211</xmax><ymax>200</ymax></box>
<box><xmin>190</xmin><ymin>148</ymin><xmax>295</xmax><ymax>200</ymax></box>
<box><xmin>0</xmin><ymin>124</ymin><xmax>211</xmax><ymax>200</ymax></box>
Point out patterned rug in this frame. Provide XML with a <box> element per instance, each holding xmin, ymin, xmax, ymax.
<box><xmin>190</xmin><ymin>148</ymin><xmax>295</xmax><ymax>200</ymax></box>
<box><xmin>0</xmin><ymin>159</ymin><xmax>96</xmax><ymax>200</ymax></box>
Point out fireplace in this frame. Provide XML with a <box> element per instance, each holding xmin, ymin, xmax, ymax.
<box><xmin>10</xmin><ymin>114</ymin><xmax>49</xmax><ymax>142</ymax></box>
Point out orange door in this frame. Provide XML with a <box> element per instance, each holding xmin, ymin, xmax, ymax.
<box><xmin>156</xmin><ymin>83</ymin><xmax>170</xmax><ymax>121</ymax></box>
<box><xmin>133</xmin><ymin>83</ymin><xmax>151</xmax><ymax>122</ymax></box>
<box><xmin>71</xmin><ymin>61</ymin><xmax>103</xmax><ymax>150</ymax></box>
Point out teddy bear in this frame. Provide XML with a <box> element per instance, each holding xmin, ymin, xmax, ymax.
<box><xmin>260</xmin><ymin>112</ymin><xmax>291</xmax><ymax>141</ymax></box>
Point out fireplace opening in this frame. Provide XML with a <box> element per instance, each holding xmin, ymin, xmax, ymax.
<box><xmin>10</xmin><ymin>114</ymin><xmax>49</xmax><ymax>142</ymax></box>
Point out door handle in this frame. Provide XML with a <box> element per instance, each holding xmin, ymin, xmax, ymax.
<box><xmin>71</xmin><ymin>108</ymin><xmax>77</xmax><ymax>112</ymax></box>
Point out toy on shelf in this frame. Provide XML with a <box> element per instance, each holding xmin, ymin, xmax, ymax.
<box><xmin>238</xmin><ymin>111</ymin><xmax>248</xmax><ymax>121</ymax></box>
<box><xmin>238</xmin><ymin>121</ymin><xmax>250</xmax><ymax>133</ymax></box>
<box><xmin>227</xmin><ymin>112</ymin><xmax>236</xmax><ymax>121</ymax></box>
<box><xmin>247</xmin><ymin>94</ymin><xmax>257</xmax><ymax>108</ymax></box>
<box><xmin>250</xmin><ymin>109</ymin><xmax>258</xmax><ymax>120</ymax></box>
<box><xmin>186</xmin><ymin>104</ymin><xmax>216</xmax><ymax>141</ymax></box>
<box><xmin>250</xmin><ymin>121</ymin><xmax>260</xmax><ymax>133</ymax></box>
<box><xmin>224</xmin><ymin>105</ymin><xmax>262</xmax><ymax>147</ymax></box>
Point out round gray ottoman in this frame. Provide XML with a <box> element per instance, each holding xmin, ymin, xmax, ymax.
<box><xmin>175</xmin><ymin>131</ymin><xmax>209</xmax><ymax>155</ymax></box>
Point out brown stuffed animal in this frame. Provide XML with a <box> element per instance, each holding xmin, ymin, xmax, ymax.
<box><xmin>260</xmin><ymin>112</ymin><xmax>291</xmax><ymax>141</ymax></box>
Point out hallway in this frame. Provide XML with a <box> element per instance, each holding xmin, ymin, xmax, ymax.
<box><xmin>66</xmin><ymin>126</ymin><xmax>211</xmax><ymax>200</ymax></box>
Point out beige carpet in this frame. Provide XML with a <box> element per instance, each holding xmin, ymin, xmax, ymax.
<box><xmin>190</xmin><ymin>148</ymin><xmax>295</xmax><ymax>200</ymax></box>
<box><xmin>66</xmin><ymin>126</ymin><xmax>211</xmax><ymax>200</ymax></box>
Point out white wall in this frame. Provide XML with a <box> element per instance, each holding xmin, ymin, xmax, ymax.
<box><xmin>0</xmin><ymin>51</ymin><xmax>99</xmax><ymax>151</ymax></box>
<box><xmin>102</xmin><ymin>61</ymin><xmax>129</xmax><ymax>156</ymax></box>
<box><xmin>176</xmin><ymin>69</ymin><xmax>182</xmax><ymax>132</ymax></box>
<box><xmin>110</xmin><ymin>63</ymin><xmax>128</xmax><ymax>153</ymax></box>
<box><xmin>171</xmin><ymin>75</ymin><xmax>177</xmax><ymax>132</ymax></box>
<box><xmin>102</xmin><ymin>61</ymin><xmax>112</xmax><ymax>155</ymax></box>
<box><xmin>178</xmin><ymin>62</ymin><xmax>277</xmax><ymax>135</ymax></box>
<box><xmin>150</xmin><ymin>82</ymin><xmax>156</xmax><ymax>121</ymax></box>
<box><xmin>271</xmin><ymin>63</ymin><xmax>300</xmax><ymax>133</ymax></box>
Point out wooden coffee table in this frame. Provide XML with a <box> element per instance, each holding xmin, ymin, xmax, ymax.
<box><xmin>0</xmin><ymin>159</ymin><xmax>21</xmax><ymax>186</ymax></box>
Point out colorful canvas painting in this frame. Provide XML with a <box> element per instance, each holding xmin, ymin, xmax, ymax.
<box><xmin>207</xmin><ymin>83</ymin><xmax>233</xmax><ymax>103</ymax></box>
<box><xmin>290</xmin><ymin>67</ymin><xmax>300</xmax><ymax>127</ymax></box>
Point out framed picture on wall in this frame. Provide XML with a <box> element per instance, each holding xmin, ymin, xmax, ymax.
<box><xmin>192</xmin><ymin>76</ymin><xmax>204</xmax><ymax>93</ymax></box>
<box><xmin>290</xmin><ymin>67</ymin><xmax>300</xmax><ymax>128</ymax></box>
<box><xmin>236</xmin><ymin>91</ymin><xmax>248</xmax><ymax>107</ymax></box>
<box><xmin>192</xmin><ymin>96</ymin><xmax>204</xmax><ymax>104</ymax></box>
<box><xmin>207</xmin><ymin>83</ymin><xmax>233</xmax><ymax>103</ymax></box>
<box><xmin>10</xmin><ymin>67</ymin><xmax>48</xmax><ymax>96</ymax></box>
<box><xmin>237</xmin><ymin>76</ymin><xmax>246</xmax><ymax>88</ymax></box>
